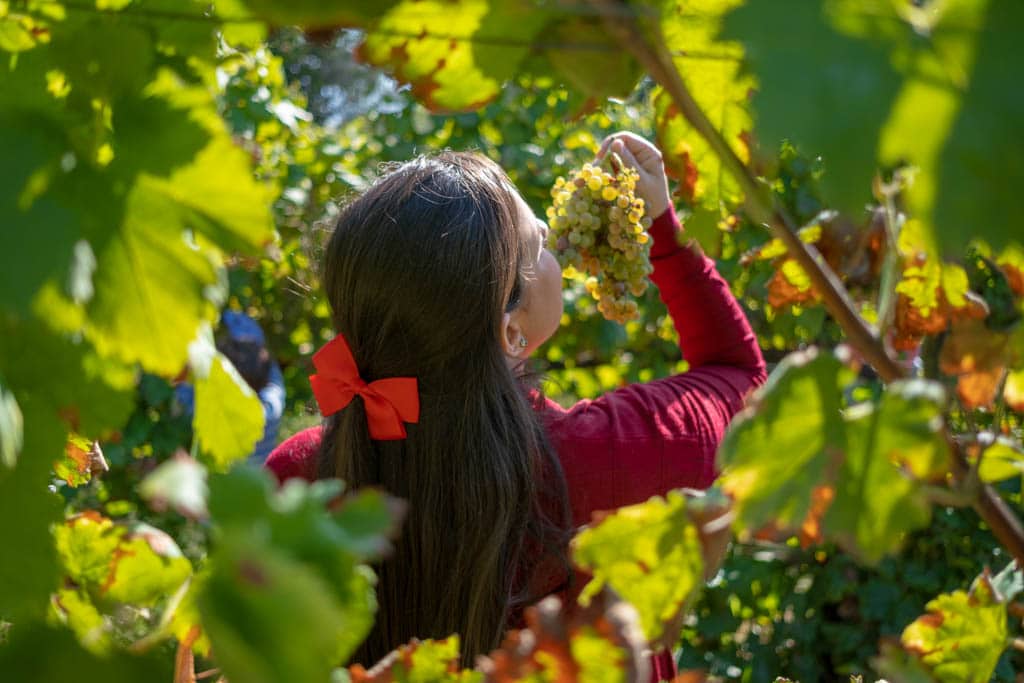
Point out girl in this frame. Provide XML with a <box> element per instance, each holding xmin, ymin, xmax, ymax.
<box><xmin>266</xmin><ymin>133</ymin><xmax>766</xmax><ymax>676</ymax></box>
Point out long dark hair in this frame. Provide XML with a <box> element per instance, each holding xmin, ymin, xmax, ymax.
<box><xmin>317</xmin><ymin>152</ymin><xmax>572</xmax><ymax>666</ymax></box>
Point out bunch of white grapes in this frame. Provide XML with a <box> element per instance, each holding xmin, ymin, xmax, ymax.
<box><xmin>546</xmin><ymin>160</ymin><xmax>653</xmax><ymax>323</ymax></box>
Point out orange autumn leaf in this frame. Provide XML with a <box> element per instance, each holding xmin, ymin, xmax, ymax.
<box><xmin>939</xmin><ymin>318</ymin><xmax>1009</xmax><ymax>409</ymax></box>
<box><xmin>799</xmin><ymin>485</ymin><xmax>836</xmax><ymax>549</ymax></box>
<box><xmin>767</xmin><ymin>259</ymin><xmax>818</xmax><ymax>308</ymax></box>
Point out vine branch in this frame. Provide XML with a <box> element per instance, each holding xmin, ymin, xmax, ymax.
<box><xmin>586</xmin><ymin>0</ymin><xmax>1024</xmax><ymax>567</ymax></box>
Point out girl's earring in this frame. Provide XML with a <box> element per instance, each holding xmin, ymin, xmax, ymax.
<box><xmin>518</xmin><ymin>336</ymin><xmax>528</xmax><ymax>349</ymax></box>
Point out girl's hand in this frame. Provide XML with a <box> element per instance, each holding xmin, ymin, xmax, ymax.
<box><xmin>597</xmin><ymin>132</ymin><xmax>671</xmax><ymax>220</ymax></box>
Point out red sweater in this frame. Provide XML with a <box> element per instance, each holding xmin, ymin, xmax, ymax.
<box><xmin>265</xmin><ymin>207</ymin><xmax>766</xmax><ymax>679</ymax></box>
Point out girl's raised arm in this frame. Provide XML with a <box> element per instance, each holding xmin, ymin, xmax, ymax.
<box><xmin>539</xmin><ymin>134</ymin><xmax>766</xmax><ymax>526</ymax></box>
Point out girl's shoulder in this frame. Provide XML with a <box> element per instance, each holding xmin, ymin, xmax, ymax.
<box><xmin>265</xmin><ymin>425</ymin><xmax>322</xmax><ymax>483</ymax></box>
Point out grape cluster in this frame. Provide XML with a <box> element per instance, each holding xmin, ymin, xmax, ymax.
<box><xmin>546</xmin><ymin>160</ymin><xmax>653</xmax><ymax>323</ymax></box>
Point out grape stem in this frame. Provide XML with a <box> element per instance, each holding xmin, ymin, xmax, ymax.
<box><xmin>606</xmin><ymin>150</ymin><xmax>623</xmax><ymax>175</ymax></box>
<box><xmin>586</xmin><ymin>0</ymin><xmax>1024</xmax><ymax>568</ymax></box>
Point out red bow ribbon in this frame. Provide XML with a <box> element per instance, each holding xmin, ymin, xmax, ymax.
<box><xmin>309</xmin><ymin>333</ymin><xmax>419</xmax><ymax>440</ymax></box>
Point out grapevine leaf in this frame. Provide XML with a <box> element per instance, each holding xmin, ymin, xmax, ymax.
<box><xmin>50</xmin><ymin>20</ymin><xmax>154</xmax><ymax>100</ymax></box>
<box><xmin>722</xmin><ymin>0</ymin><xmax>901</xmax><ymax>217</ymax></box>
<box><xmin>102</xmin><ymin>523</ymin><xmax>192</xmax><ymax>606</ymax></box>
<box><xmin>0</xmin><ymin>380</ymin><xmax>23</xmax><ymax>468</ymax></box>
<box><xmin>823</xmin><ymin>383</ymin><xmax>947</xmax><ymax>565</ymax></box>
<box><xmin>137</xmin><ymin>574</ymin><xmax>211</xmax><ymax>658</ymax></box>
<box><xmin>0</xmin><ymin>319</ymin><xmax>135</xmax><ymax>440</ymax></box>
<box><xmin>971</xmin><ymin>436</ymin><xmax>1024</xmax><ymax>485</ymax></box>
<box><xmin>745</xmin><ymin>222</ymin><xmax>823</xmax><ymax>263</ymax></box>
<box><xmin>54</xmin><ymin>512</ymin><xmax>123</xmax><ymax>590</ymax></box>
<box><xmin>350</xmin><ymin>637</ymin><xmax>481</xmax><ymax>683</ymax></box>
<box><xmin>204</xmin><ymin>468</ymin><xmax>398</xmax><ymax>668</ymax></box>
<box><xmin>332</xmin><ymin>487</ymin><xmax>407</xmax><ymax>561</ymax></box>
<box><xmin>0</xmin><ymin>120</ymin><xmax>80</xmax><ymax>317</ymax></box>
<box><xmin>357</xmin><ymin>1</ymin><xmax>553</xmax><ymax>112</ymax></box>
<box><xmin>83</xmin><ymin>174</ymin><xmax>226</xmax><ymax>381</ymax></box>
<box><xmin>138</xmin><ymin>452</ymin><xmax>209</xmax><ymax>519</ymax></box>
<box><xmin>193</xmin><ymin>351</ymin><xmax>265</xmax><ymax>471</ymax></box>
<box><xmin>887</xmin><ymin>0</ymin><xmax>1024</xmax><ymax>255</ymax></box>
<box><xmin>898</xmin><ymin>569</ymin><xmax>1009</xmax><ymax>683</ymax></box>
<box><xmin>0</xmin><ymin>409</ymin><xmax>64</xmax><ymax>620</ymax></box>
<box><xmin>54</xmin><ymin>512</ymin><xmax>192</xmax><ymax>607</ymax></box>
<box><xmin>208</xmin><ymin>468</ymin><xmax>400</xmax><ymax>579</ymax></box>
<box><xmin>872</xmin><ymin>379</ymin><xmax>951</xmax><ymax>482</ymax></box>
<box><xmin>474</xmin><ymin>590</ymin><xmax>648</xmax><ymax>683</ymax></box>
<box><xmin>720</xmin><ymin>349</ymin><xmax>944</xmax><ymax>562</ymax></box>
<box><xmin>571</xmin><ymin>489</ymin><xmax>704</xmax><ymax>644</ymax></box>
<box><xmin>766</xmin><ymin>258</ymin><xmax>817</xmax><ymax>309</ymax></box>
<box><xmin>52</xmin><ymin>587</ymin><xmax>112</xmax><ymax>654</ymax></box>
<box><xmin>199</xmin><ymin>534</ymin><xmax>369</xmax><ymax>683</ymax></box>
<box><xmin>893</xmin><ymin>220</ymin><xmax>988</xmax><ymax>350</ymax></box>
<box><xmin>718</xmin><ymin>349</ymin><xmax>848</xmax><ymax>535</ymax></box>
<box><xmin>120</xmin><ymin>74</ymin><xmax>277</xmax><ymax>256</ymax></box>
<box><xmin>212</xmin><ymin>0</ymin><xmax>268</xmax><ymax>47</ymax></box>
<box><xmin>53</xmin><ymin>432</ymin><xmax>95</xmax><ymax>487</ymax></box>
<box><xmin>238</xmin><ymin>0</ymin><xmax>399</xmax><ymax>29</ymax></box>
<box><xmin>86</xmin><ymin>79</ymin><xmax>274</xmax><ymax>376</ymax></box>
<box><xmin>939</xmin><ymin>318</ymin><xmax>1008</xmax><ymax>409</ymax></box>
<box><xmin>542</xmin><ymin>18</ymin><xmax>642</xmax><ymax>102</ymax></box>
<box><xmin>873</xmin><ymin>640</ymin><xmax>939</xmax><ymax>683</ymax></box>
<box><xmin>0</xmin><ymin>623</ymin><xmax>172</xmax><ymax>681</ymax></box>
<box><xmin>726</xmin><ymin>0</ymin><xmax>1023</xmax><ymax>254</ymax></box>
<box><xmin>656</xmin><ymin>0</ymin><xmax>751</xmax><ymax>250</ymax></box>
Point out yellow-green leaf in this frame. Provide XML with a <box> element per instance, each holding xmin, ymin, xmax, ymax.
<box><xmin>571</xmin><ymin>489</ymin><xmax>703</xmax><ymax>643</ymax></box>
<box><xmin>656</xmin><ymin>0</ymin><xmax>750</xmax><ymax>250</ymax></box>
<box><xmin>358</xmin><ymin>1</ymin><xmax>552</xmax><ymax>112</ymax></box>
<box><xmin>900</xmin><ymin>570</ymin><xmax>1009</xmax><ymax>683</ymax></box>
<box><xmin>193</xmin><ymin>351</ymin><xmax>265</xmax><ymax>471</ymax></box>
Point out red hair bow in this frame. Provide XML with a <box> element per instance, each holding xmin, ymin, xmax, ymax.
<box><xmin>309</xmin><ymin>333</ymin><xmax>419</xmax><ymax>440</ymax></box>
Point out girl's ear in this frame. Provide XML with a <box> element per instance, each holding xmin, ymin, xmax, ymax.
<box><xmin>501</xmin><ymin>311</ymin><xmax>526</xmax><ymax>357</ymax></box>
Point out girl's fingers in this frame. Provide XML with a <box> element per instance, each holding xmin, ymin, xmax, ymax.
<box><xmin>612</xmin><ymin>138</ymin><xmax>643</xmax><ymax>173</ymax></box>
<box><xmin>595</xmin><ymin>134</ymin><xmax>617</xmax><ymax>163</ymax></box>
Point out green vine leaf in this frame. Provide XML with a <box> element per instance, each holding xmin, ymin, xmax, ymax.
<box><xmin>51</xmin><ymin>587</ymin><xmax>112</xmax><ymax>654</ymax></box>
<box><xmin>896</xmin><ymin>568</ymin><xmax>1010</xmax><ymax>683</ymax></box>
<box><xmin>201</xmin><ymin>468</ymin><xmax>400</xmax><ymax>682</ymax></box>
<box><xmin>656</xmin><ymin>0</ymin><xmax>751</xmax><ymax>250</ymax></box>
<box><xmin>193</xmin><ymin>350</ymin><xmax>265</xmax><ymax>471</ymax></box>
<box><xmin>719</xmin><ymin>349</ymin><xmax>949</xmax><ymax>563</ymax></box>
<box><xmin>53</xmin><ymin>433</ymin><xmax>95</xmax><ymax>487</ymax></box>
<box><xmin>572</xmin><ymin>489</ymin><xmax>704</xmax><ymax>644</ymax></box>
<box><xmin>718</xmin><ymin>349</ymin><xmax>849</xmax><ymax>536</ymax></box>
<box><xmin>237</xmin><ymin>0</ymin><xmax>399</xmax><ymax>30</ymax></box>
<box><xmin>350</xmin><ymin>636</ymin><xmax>481</xmax><ymax>683</ymax></box>
<box><xmin>200</xmin><ymin>535</ymin><xmax>366</xmax><ymax>683</ymax></box>
<box><xmin>54</xmin><ymin>512</ymin><xmax>192</xmax><ymax>607</ymax></box>
<box><xmin>0</xmin><ymin>413</ymin><xmax>64</xmax><ymax>621</ymax></box>
<box><xmin>724</xmin><ymin>0</ymin><xmax>1024</xmax><ymax>254</ymax></box>
<box><xmin>722</xmin><ymin>0</ymin><xmax>901</xmax><ymax>219</ymax></box>
<box><xmin>357</xmin><ymin>1</ymin><xmax>554</xmax><ymax>112</ymax></box>
<box><xmin>0</xmin><ymin>623</ymin><xmax>172</xmax><ymax>681</ymax></box>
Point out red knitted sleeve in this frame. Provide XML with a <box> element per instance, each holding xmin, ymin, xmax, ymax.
<box><xmin>265</xmin><ymin>424</ymin><xmax>321</xmax><ymax>483</ymax></box>
<box><xmin>538</xmin><ymin>207</ymin><xmax>766</xmax><ymax>527</ymax></box>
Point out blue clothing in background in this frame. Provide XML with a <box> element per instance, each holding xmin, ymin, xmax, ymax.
<box><xmin>251</xmin><ymin>361</ymin><xmax>285</xmax><ymax>464</ymax></box>
<box><xmin>221</xmin><ymin>310</ymin><xmax>266</xmax><ymax>345</ymax></box>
